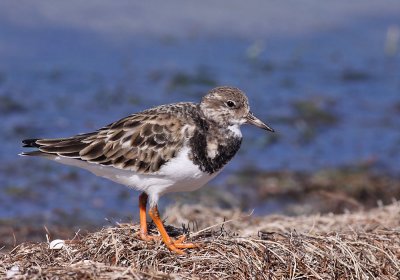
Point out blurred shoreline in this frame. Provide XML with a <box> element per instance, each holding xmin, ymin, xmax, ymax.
<box><xmin>0</xmin><ymin>1</ymin><xmax>399</xmax><ymax>251</ymax></box>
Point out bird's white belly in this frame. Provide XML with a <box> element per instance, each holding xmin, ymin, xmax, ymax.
<box><xmin>51</xmin><ymin>146</ymin><xmax>219</xmax><ymax>205</ymax></box>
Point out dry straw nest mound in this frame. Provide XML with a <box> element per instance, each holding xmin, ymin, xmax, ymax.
<box><xmin>1</xmin><ymin>202</ymin><xmax>400</xmax><ymax>279</ymax></box>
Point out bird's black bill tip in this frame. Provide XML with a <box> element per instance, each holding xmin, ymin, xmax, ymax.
<box><xmin>265</xmin><ymin>126</ymin><xmax>275</xmax><ymax>133</ymax></box>
<box><xmin>245</xmin><ymin>112</ymin><xmax>274</xmax><ymax>132</ymax></box>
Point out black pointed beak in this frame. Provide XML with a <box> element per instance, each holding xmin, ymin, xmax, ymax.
<box><xmin>245</xmin><ymin>112</ymin><xmax>274</xmax><ymax>132</ymax></box>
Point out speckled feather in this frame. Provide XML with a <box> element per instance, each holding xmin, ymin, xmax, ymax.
<box><xmin>23</xmin><ymin>103</ymin><xmax>202</xmax><ymax>174</ymax></box>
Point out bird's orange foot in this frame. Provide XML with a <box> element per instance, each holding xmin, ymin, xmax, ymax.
<box><xmin>173</xmin><ymin>235</ymin><xmax>200</xmax><ymax>248</ymax></box>
<box><xmin>147</xmin><ymin>205</ymin><xmax>200</xmax><ymax>254</ymax></box>
<box><xmin>164</xmin><ymin>235</ymin><xmax>200</xmax><ymax>255</ymax></box>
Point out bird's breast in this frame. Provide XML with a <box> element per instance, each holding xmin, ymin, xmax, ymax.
<box><xmin>189</xmin><ymin>127</ymin><xmax>242</xmax><ymax>174</ymax></box>
<box><xmin>153</xmin><ymin>145</ymin><xmax>219</xmax><ymax>194</ymax></box>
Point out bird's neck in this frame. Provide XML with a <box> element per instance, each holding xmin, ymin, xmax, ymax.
<box><xmin>188</xmin><ymin>120</ymin><xmax>242</xmax><ymax>174</ymax></box>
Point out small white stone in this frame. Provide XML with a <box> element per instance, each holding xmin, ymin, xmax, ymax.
<box><xmin>6</xmin><ymin>265</ymin><xmax>20</xmax><ymax>278</ymax></box>
<box><xmin>49</xmin><ymin>239</ymin><xmax>65</xmax><ymax>250</ymax></box>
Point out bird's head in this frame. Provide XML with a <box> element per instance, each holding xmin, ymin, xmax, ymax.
<box><xmin>200</xmin><ymin>86</ymin><xmax>274</xmax><ymax>132</ymax></box>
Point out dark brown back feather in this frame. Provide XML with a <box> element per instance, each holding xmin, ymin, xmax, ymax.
<box><xmin>21</xmin><ymin>104</ymin><xmax>197</xmax><ymax>174</ymax></box>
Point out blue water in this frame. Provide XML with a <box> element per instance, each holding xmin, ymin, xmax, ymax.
<box><xmin>0</xmin><ymin>2</ymin><xmax>399</xmax><ymax>224</ymax></box>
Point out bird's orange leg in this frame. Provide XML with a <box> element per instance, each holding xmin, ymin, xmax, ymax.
<box><xmin>148</xmin><ymin>205</ymin><xmax>199</xmax><ymax>255</ymax></box>
<box><xmin>138</xmin><ymin>192</ymin><xmax>160</xmax><ymax>241</ymax></box>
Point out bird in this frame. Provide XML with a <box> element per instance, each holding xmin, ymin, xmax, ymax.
<box><xmin>20</xmin><ymin>86</ymin><xmax>274</xmax><ymax>254</ymax></box>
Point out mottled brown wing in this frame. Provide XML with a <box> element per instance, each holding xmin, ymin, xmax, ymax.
<box><xmin>26</xmin><ymin>112</ymin><xmax>189</xmax><ymax>174</ymax></box>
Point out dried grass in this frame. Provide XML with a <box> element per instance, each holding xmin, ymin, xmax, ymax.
<box><xmin>1</xmin><ymin>202</ymin><xmax>399</xmax><ymax>279</ymax></box>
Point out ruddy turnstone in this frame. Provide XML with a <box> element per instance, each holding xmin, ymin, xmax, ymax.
<box><xmin>20</xmin><ymin>86</ymin><xmax>274</xmax><ymax>254</ymax></box>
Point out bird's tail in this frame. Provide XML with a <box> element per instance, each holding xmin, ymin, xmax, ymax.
<box><xmin>20</xmin><ymin>138</ymin><xmax>44</xmax><ymax>156</ymax></box>
<box><xmin>19</xmin><ymin>135</ymin><xmax>92</xmax><ymax>158</ymax></box>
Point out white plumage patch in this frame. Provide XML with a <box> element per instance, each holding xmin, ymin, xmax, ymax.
<box><xmin>47</xmin><ymin>145</ymin><xmax>219</xmax><ymax>206</ymax></box>
<box><xmin>227</xmin><ymin>124</ymin><xmax>242</xmax><ymax>137</ymax></box>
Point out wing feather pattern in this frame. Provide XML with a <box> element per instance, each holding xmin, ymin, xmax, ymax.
<box><xmin>21</xmin><ymin>105</ymin><xmax>196</xmax><ymax>174</ymax></box>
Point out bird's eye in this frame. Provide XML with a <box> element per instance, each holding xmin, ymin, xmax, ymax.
<box><xmin>226</xmin><ymin>100</ymin><xmax>236</xmax><ymax>108</ymax></box>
